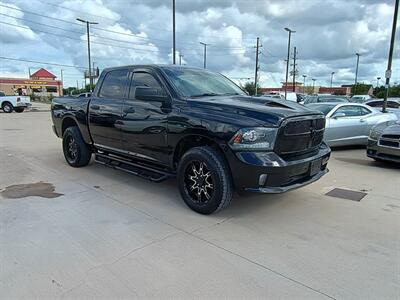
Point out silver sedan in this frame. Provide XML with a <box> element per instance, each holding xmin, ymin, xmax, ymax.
<box><xmin>306</xmin><ymin>103</ymin><xmax>398</xmax><ymax>147</ymax></box>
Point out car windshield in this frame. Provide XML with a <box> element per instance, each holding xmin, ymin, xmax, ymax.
<box><xmin>306</xmin><ymin>103</ymin><xmax>337</xmax><ymax>115</ymax></box>
<box><xmin>162</xmin><ymin>67</ymin><xmax>246</xmax><ymax>98</ymax></box>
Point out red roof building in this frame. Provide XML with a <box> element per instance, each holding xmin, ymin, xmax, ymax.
<box><xmin>30</xmin><ymin>68</ymin><xmax>57</xmax><ymax>80</ymax></box>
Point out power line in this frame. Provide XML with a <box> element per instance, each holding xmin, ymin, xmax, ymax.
<box><xmin>0</xmin><ymin>10</ymin><xmax>251</xmax><ymax>52</ymax></box>
<box><xmin>2</xmin><ymin>2</ymin><xmax>256</xmax><ymax>42</ymax></box>
<box><xmin>0</xmin><ymin>56</ymin><xmax>86</xmax><ymax>69</ymax></box>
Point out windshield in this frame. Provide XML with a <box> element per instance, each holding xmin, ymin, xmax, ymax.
<box><xmin>306</xmin><ymin>103</ymin><xmax>336</xmax><ymax>115</ymax></box>
<box><xmin>162</xmin><ymin>67</ymin><xmax>246</xmax><ymax>98</ymax></box>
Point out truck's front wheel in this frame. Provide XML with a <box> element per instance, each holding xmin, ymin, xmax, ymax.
<box><xmin>62</xmin><ymin>126</ymin><xmax>92</xmax><ymax>167</ymax></box>
<box><xmin>177</xmin><ymin>146</ymin><xmax>233</xmax><ymax>214</ymax></box>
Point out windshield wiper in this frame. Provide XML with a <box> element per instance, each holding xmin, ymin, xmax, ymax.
<box><xmin>190</xmin><ymin>93</ymin><xmax>220</xmax><ymax>98</ymax></box>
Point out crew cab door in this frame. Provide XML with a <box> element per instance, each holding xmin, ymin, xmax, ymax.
<box><xmin>120</xmin><ymin>70</ymin><xmax>171</xmax><ymax>165</ymax></box>
<box><xmin>88</xmin><ymin>69</ymin><xmax>129</xmax><ymax>150</ymax></box>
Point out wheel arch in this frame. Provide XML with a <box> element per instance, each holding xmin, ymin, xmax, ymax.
<box><xmin>172</xmin><ymin>134</ymin><xmax>229</xmax><ymax>169</ymax></box>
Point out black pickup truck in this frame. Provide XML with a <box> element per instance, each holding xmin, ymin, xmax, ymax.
<box><xmin>51</xmin><ymin>65</ymin><xmax>330</xmax><ymax>214</ymax></box>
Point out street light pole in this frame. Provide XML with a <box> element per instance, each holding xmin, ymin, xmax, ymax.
<box><xmin>76</xmin><ymin>18</ymin><xmax>98</xmax><ymax>92</ymax></box>
<box><xmin>330</xmin><ymin>72</ymin><xmax>335</xmax><ymax>88</ymax></box>
<box><xmin>377</xmin><ymin>77</ymin><xmax>381</xmax><ymax>87</ymax></box>
<box><xmin>312</xmin><ymin>78</ymin><xmax>316</xmax><ymax>94</ymax></box>
<box><xmin>179</xmin><ymin>53</ymin><xmax>183</xmax><ymax>65</ymax></box>
<box><xmin>172</xmin><ymin>0</ymin><xmax>176</xmax><ymax>64</ymax></box>
<box><xmin>284</xmin><ymin>27</ymin><xmax>295</xmax><ymax>100</ymax></box>
<box><xmin>200</xmin><ymin>42</ymin><xmax>208</xmax><ymax>69</ymax></box>
<box><xmin>383</xmin><ymin>0</ymin><xmax>399</xmax><ymax>113</ymax></box>
<box><xmin>354</xmin><ymin>52</ymin><xmax>360</xmax><ymax>95</ymax></box>
<box><xmin>302</xmin><ymin>74</ymin><xmax>306</xmax><ymax>94</ymax></box>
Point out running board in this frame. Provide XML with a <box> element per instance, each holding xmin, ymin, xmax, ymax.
<box><xmin>94</xmin><ymin>153</ymin><xmax>174</xmax><ymax>183</ymax></box>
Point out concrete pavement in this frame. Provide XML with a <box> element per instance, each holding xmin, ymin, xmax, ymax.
<box><xmin>1</xmin><ymin>111</ymin><xmax>399</xmax><ymax>299</ymax></box>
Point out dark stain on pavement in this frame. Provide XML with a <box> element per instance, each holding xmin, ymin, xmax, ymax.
<box><xmin>0</xmin><ymin>182</ymin><xmax>63</xmax><ymax>199</ymax></box>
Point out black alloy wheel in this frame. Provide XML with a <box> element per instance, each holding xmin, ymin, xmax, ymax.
<box><xmin>184</xmin><ymin>161</ymin><xmax>214</xmax><ymax>204</ymax></box>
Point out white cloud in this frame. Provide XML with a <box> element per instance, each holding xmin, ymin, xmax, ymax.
<box><xmin>0</xmin><ymin>0</ymin><xmax>398</xmax><ymax>88</ymax></box>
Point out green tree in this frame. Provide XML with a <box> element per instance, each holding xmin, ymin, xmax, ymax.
<box><xmin>351</xmin><ymin>83</ymin><xmax>371</xmax><ymax>95</ymax></box>
<box><xmin>241</xmin><ymin>81</ymin><xmax>259</xmax><ymax>96</ymax></box>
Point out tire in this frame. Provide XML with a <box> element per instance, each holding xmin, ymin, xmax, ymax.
<box><xmin>177</xmin><ymin>146</ymin><xmax>233</xmax><ymax>214</ymax></box>
<box><xmin>14</xmin><ymin>107</ymin><xmax>24</xmax><ymax>113</ymax></box>
<box><xmin>2</xmin><ymin>102</ymin><xmax>13</xmax><ymax>113</ymax></box>
<box><xmin>62</xmin><ymin>126</ymin><xmax>92</xmax><ymax>167</ymax></box>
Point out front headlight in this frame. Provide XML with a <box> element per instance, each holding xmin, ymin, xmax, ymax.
<box><xmin>229</xmin><ymin>127</ymin><xmax>278</xmax><ymax>150</ymax></box>
<box><xmin>369</xmin><ymin>129</ymin><xmax>381</xmax><ymax>141</ymax></box>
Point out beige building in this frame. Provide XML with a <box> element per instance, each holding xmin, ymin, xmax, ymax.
<box><xmin>0</xmin><ymin>68</ymin><xmax>63</xmax><ymax>97</ymax></box>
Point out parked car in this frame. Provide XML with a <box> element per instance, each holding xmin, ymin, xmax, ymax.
<box><xmin>306</xmin><ymin>102</ymin><xmax>398</xmax><ymax>147</ymax></box>
<box><xmin>0</xmin><ymin>91</ymin><xmax>31</xmax><ymax>113</ymax></box>
<box><xmin>75</xmin><ymin>92</ymin><xmax>91</xmax><ymax>98</ymax></box>
<box><xmin>351</xmin><ymin>94</ymin><xmax>373</xmax><ymax>103</ymax></box>
<box><xmin>365</xmin><ymin>98</ymin><xmax>400</xmax><ymax>118</ymax></box>
<box><xmin>303</xmin><ymin>95</ymin><xmax>348</xmax><ymax>105</ymax></box>
<box><xmin>367</xmin><ymin>120</ymin><xmax>400</xmax><ymax>163</ymax></box>
<box><xmin>51</xmin><ymin>65</ymin><xmax>331</xmax><ymax>214</ymax></box>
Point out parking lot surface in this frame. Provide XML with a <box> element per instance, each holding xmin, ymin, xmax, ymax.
<box><xmin>1</xmin><ymin>110</ymin><xmax>399</xmax><ymax>299</ymax></box>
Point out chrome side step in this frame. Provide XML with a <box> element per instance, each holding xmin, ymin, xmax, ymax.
<box><xmin>94</xmin><ymin>153</ymin><xmax>174</xmax><ymax>183</ymax></box>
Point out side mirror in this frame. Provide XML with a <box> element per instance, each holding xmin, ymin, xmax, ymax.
<box><xmin>134</xmin><ymin>86</ymin><xmax>168</xmax><ymax>102</ymax></box>
<box><xmin>333</xmin><ymin>112</ymin><xmax>346</xmax><ymax>119</ymax></box>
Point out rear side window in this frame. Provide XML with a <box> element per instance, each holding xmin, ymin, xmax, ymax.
<box><xmin>99</xmin><ymin>69</ymin><xmax>129</xmax><ymax>98</ymax></box>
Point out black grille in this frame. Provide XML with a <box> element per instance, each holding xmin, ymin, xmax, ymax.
<box><xmin>382</xmin><ymin>134</ymin><xmax>400</xmax><ymax>139</ymax></box>
<box><xmin>275</xmin><ymin>117</ymin><xmax>325</xmax><ymax>156</ymax></box>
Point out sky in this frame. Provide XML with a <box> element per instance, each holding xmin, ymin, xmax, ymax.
<box><xmin>0</xmin><ymin>0</ymin><xmax>399</xmax><ymax>89</ymax></box>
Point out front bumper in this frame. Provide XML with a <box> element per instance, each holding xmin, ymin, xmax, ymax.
<box><xmin>226</xmin><ymin>143</ymin><xmax>331</xmax><ymax>193</ymax></box>
<box><xmin>16</xmin><ymin>102</ymin><xmax>31</xmax><ymax>108</ymax></box>
<box><xmin>367</xmin><ymin>138</ymin><xmax>400</xmax><ymax>163</ymax></box>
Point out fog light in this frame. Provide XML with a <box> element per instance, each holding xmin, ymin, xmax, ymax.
<box><xmin>259</xmin><ymin>174</ymin><xmax>268</xmax><ymax>186</ymax></box>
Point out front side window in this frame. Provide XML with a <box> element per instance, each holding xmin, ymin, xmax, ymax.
<box><xmin>334</xmin><ymin>106</ymin><xmax>364</xmax><ymax>117</ymax></box>
<box><xmin>129</xmin><ymin>72</ymin><xmax>165</xmax><ymax>99</ymax></box>
<box><xmin>99</xmin><ymin>69</ymin><xmax>129</xmax><ymax>98</ymax></box>
<box><xmin>162</xmin><ymin>68</ymin><xmax>245</xmax><ymax>98</ymax></box>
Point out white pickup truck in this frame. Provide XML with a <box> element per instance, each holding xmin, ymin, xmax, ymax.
<box><xmin>0</xmin><ymin>91</ymin><xmax>31</xmax><ymax>113</ymax></box>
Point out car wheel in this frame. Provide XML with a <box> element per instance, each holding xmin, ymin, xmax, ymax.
<box><xmin>14</xmin><ymin>107</ymin><xmax>24</xmax><ymax>113</ymax></box>
<box><xmin>177</xmin><ymin>146</ymin><xmax>233</xmax><ymax>214</ymax></box>
<box><xmin>62</xmin><ymin>126</ymin><xmax>92</xmax><ymax>167</ymax></box>
<box><xmin>2</xmin><ymin>102</ymin><xmax>13</xmax><ymax>113</ymax></box>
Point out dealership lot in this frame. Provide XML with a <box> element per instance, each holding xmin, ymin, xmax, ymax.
<box><xmin>1</xmin><ymin>109</ymin><xmax>399</xmax><ymax>299</ymax></box>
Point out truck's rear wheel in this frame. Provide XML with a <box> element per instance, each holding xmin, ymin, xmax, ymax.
<box><xmin>14</xmin><ymin>107</ymin><xmax>24</xmax><ymax>113</ymax></box>
<box><xmin>2</xmin><ymin>102</ymin><xmax>13</xmax><ymax>113</ymax></box>
<box><xmin>177</xmin><ymin>146</ymin><xmax>233</xmax><ymax>214</ymax></box>
<box><xmin>62</xmin><ymin>126</ymin><xmax>92</xmax><ymax>167</ymax></box>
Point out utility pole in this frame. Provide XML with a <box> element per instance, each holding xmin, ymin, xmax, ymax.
<box><xmin>200</xmin><ymin>42</ymin><xmax>208</xmax><ymax>69</ymax></box>
<box><xmin>179</xmin><ymin>53</ymin><xmax>183</xmax><ymax>65</ymax></box>
<box><xmin>172</xmin><ymin>0</ymin><xmax>176</xmax><ymax>64</ymax></box>
<box><xmin>60</xmin><ymin>69</ymin><xmax>64</xmax><ymax>96</ymax></box>
<box><xmin>254</xmin><ymin>37</ymin><xmax>261</xmax><ymax>96</ymax></box>
<box><xmin>292</xmin><ymin>46</ymin><xmax>297</xmax><ymax>92</ymax></box>
<box><xmin>312</xmin><ymin>78</ymin><xmax>316</xmax><ymax>94</ymax></box>
<box><xmin>284</xmin><ymin>28</ymin><xmax>295</xmax><ymax>100</ymax></box>
<box><xmin>60</xmin><ymin>69</ymin><xmax>64</xmax><ymax>86</ymax></box>
<box><xmin>354</xmin><ymin>52</ymin><xmax>360</xmax><ymax>95</ymax></box>
<box><xmin>302</xmin><ymin>74</ymin><xmax>307</xmax><ymax>94</ymax></box>
<box><xmin>330</xmin><ymin>71</ymin><xmax>335</xmax><ymax>88</ymax></box>
<box><xmin>76</xmin><ymin>80</ymin><xmax>79</xmax><ymax>91</ymax></box>
<box><xmin>76</xmin><ymin>18</ymin><xmax>98</xmax><ymax>92</ymax></box>
<box><xmin>383</xmin><ymin>0</ymin><xmax>399</xmax><ymax>113</ymax></box>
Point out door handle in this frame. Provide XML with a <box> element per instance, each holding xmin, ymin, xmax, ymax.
<box><xmin>123</xmin><ymin>107</ymin><xmax>135</xmax><ymax>114</ymax></box>
<box><xmin>91</xmin><ymin>105</ymin><xmax>100</xmax><ymax>110</ymax></box>
<box><xmin>360</xmin><ymin>119</ymin><xmax>366</xmax><ymax>122</ymax></box>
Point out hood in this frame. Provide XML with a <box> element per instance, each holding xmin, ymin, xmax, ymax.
<box><xmin>383</xmin><ymin>123</ymin><xmax>400</xmax><ymax>135</ymax></box>
<box><xmin>187</xmin><ymin>95</ymin><xmax>322</xmax><ymax>126</ymax></box>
